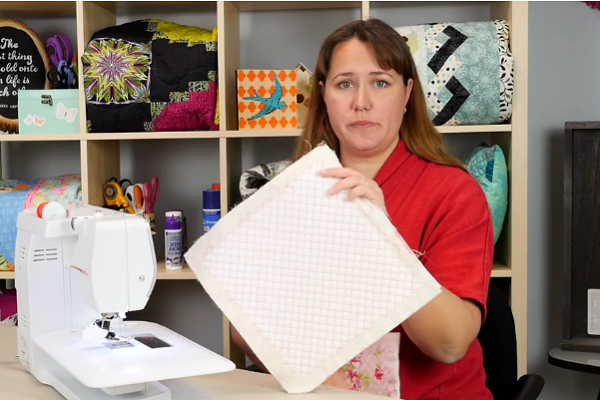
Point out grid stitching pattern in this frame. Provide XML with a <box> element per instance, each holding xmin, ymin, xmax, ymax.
<box><xmin>186</xmin><ymin>145</ymin><xmax>441</xmax><ymax>393</ymax></box>
<box><xmin>207</xmin><ymin>160</ymin><xmax>422</xmax><ymax>374</ymax></box>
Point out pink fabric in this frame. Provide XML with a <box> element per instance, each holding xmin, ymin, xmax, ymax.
<box><xmin>24</xmin><ymin>175</ymin><xmax>82</xmax><ymax>210</ymax></box>
<box><xmin>0</xmin><ymin>289</ymin><xmax>17</xmax><ymax>322</ymax></box>
<box><xmin>153</xmin><ymin>81</ymin><xmax>218</xmax><ymax>131</ymax></box>
<box><xmin>584</xmin><ymin>1</ymin><xmax>600</xmax><ymax>10</ymax></box>
<box><xmin>24</xmin><ymin>178</ymin><xmax>47</xmax><ymax>209</ymax></box>
<box><xmin>341</xmin><ymin>332</ymin><xmax>400</xmax><ymax>398</ymax></box>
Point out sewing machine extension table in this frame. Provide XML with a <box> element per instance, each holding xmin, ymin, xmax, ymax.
<box><xmin>0</xmin><ymin>326</ymin><xmax>390</xmax><ymax>400</ymax></box>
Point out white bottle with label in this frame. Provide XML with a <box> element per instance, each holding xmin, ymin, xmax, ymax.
<box><xmin>165</xmin><ymin>210</ymin><xmax>183</xmax><ymax>270</ymax></box>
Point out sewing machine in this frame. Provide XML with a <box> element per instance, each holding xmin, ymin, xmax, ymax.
<box><xmin>14</xmin><ymin>203</ymin><xmax>235</xmax><ymax>400</ymax></box>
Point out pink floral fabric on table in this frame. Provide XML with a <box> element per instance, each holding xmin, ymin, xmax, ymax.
<box><xmin>341</xmin><ymin>332</ymin><xmax>401</xmax><ymax>398</ymax></box>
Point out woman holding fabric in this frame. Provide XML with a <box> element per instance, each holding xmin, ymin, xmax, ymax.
<box><xmin>232</xmin><ymin>18</ymin><xmax>494</xmax><ymax>400</ymax></box>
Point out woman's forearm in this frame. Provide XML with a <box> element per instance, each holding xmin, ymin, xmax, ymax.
<box><xmin>402</xmin><ymin>287</ymin><xmax>482</xmax><ymax>363</ymax></box>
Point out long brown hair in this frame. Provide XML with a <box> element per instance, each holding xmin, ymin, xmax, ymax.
<box><xmin>292</xmin><ymin>18</ymin><xmax>465</xmax><ymax>171</ymax></box>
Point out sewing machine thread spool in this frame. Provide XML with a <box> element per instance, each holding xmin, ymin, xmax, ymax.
<box><xmin>165</xmin><ymin>211</ymin><xmax>183</xmax><ymax>270</ymax></box>
<box><xmin>36</xmin><ymin>201</ymin><xmax>67</xmax><ymax>220</ymax></box>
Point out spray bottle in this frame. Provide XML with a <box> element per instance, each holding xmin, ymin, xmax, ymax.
<box><xmin>203</xmin><ymin>183</ymin><xmax>221</xmax><ymax>234</ymax></box>
<box><xmin>165</xmin><ymin>210</ymin><xmax>183</xmax><ymax>269</ymax></box>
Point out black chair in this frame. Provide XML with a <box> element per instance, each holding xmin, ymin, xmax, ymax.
<box><xmin>478</xmin><ymin>281</ymin><xmax>545</xmax><ymax>400</ymax></box>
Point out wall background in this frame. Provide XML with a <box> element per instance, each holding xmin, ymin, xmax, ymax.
<box><xmin>528</xmin><ymin>2</ymin><xmax>600</xmax><ymax>399</ymax></box>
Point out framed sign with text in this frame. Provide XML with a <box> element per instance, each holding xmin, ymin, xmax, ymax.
<box><xmin>0</xmin><ymin>18</ymin><xmax>51</xmax><ymax>133</ymax></box>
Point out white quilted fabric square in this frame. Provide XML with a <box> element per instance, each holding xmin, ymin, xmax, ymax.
<box><xmin>185</xmin><ymin>144</ymin><xmax>441</xmax><ymax>394</ymax></box>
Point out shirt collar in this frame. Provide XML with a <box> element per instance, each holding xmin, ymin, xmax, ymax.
<box><xmin>374</xmin><ymin>137</ymin><xmax>412</xmax><ymax>187</ymax></box>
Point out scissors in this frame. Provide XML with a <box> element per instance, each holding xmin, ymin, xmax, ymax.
<box><xmin>46</xmin><ymin>35</ymin><xmax>77</xmax><ymax>89</ymax></box>
<box><xmin>125</xmin><ymin>183</ymin><xmax>145</xmax><ymax>214</ymax></box>
<box><xmin>143</xmin><ymin>177</ymin><xmax>160</xmax><ymax>214</ymax></box>
<box><xmin>47</xmin><ymin>63</ymin><xmax>78</xmax><ymax>89</ymax></box>
<box><xmin>46</xmin><ymin>34</ymin><xmax>73</xmax><ymax>70</ymax></box>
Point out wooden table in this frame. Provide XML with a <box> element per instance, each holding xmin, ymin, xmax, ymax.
<box><xmin>0</xmin><ymin>327</ymin><xmax>388</xmax><ymax>400</ymax></box>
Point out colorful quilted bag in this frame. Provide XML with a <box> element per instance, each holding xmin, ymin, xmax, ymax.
<box><xmin>0</xmin><ymin>174</ymin><xmax>82</xmax><ymax>271</ymax></box>
<box><xmin>464</xmin><ymin>142</ymin><xmax>508</xmax><ymax>243</ymax></box>
<box><xmin>239</xmin><ymin>159</ymin><xmax>292</xmax><ymax>201</ymax></box>
<box><xmin>83</xmin><ymin>19</ymin><xmax>218</xmax><ymax>132</ymax></box>
<box><xmin>395</xmin><ymin>20</ymin><xmax>513</xmax><ymax>126</ymax></box>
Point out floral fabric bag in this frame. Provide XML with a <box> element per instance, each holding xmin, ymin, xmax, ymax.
<box><xmin>341</xmin><ymin>332</ymin><xmax>401</xmax><ymax>398</ymax></box>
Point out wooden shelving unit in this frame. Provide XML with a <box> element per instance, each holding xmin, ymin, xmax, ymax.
<box><xmin>156</xmin><ymin>261</ymin><xmax>196</xmax><ymax>280</ymax></box>
<box><xmin>0</xmin><ymin>124</ymin><xmax>512</xmax><ymax>142</ymax></box>
<box><xmin>0</xmin><ymin>0</ymin><xmax>528</xmax><ymax>378</ymax></box>
<box><xmin>0</xmin><ymin>271</ymin><xmax>15</xmax><ymax>280</ymax></box>
<box><xmin>0</xmin><ymin>264</ymin><xmax>516</xmax><ymax>282</ymax></box>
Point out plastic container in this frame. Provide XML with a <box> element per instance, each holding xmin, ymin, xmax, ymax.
<box><xmin>203</xmin><ymin>183</ymin><xmax>221</xmax><ymax>234</ymax></box>
<box><xmin>182</xmin><ymin>213</ymin><xmax>188</xmax><ymax>253</ymax></box>
<box><xmin>165</xmin><ymin>210</ymin><xmax>183</xmax><ymax>270</ymax></box>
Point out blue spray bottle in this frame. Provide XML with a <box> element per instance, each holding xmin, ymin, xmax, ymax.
<box><xmin>203</xmin><ymin>183</ymin><xmax>221</xmax><ymax>234</ymax></box>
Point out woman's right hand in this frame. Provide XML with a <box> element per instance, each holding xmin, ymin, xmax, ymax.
<box><xmin>319</xmin><ymin>167</ymin><xmax>387</xmax><ymax>212</ymax></box>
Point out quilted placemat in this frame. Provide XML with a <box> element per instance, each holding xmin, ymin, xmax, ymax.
<box><xmin>185</xmin><ymin>144</ymin><xmax>441</xmax><ymax>394</ymax></box>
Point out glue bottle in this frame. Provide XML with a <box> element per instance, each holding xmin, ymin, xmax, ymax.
<box><xmin>165</xmin><ymin>210</ymin><xmax>183</xmax><ymax>270</ymax></box>
<box><xmin>203</xmin><ymin>183</ymin><xmax>221</xmax><ymax>234</ymax></box>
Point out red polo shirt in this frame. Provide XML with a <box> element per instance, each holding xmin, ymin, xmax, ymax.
<box><xmin>374</xmin><ymin>138</ymin><xmax>494</xmax><ymax>400</ymax></box>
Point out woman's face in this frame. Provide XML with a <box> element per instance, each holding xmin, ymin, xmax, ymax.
<box><xmin>322</xmin><ymin>38</ymin><xmax>413</xmax><ymax>159</ymax></box>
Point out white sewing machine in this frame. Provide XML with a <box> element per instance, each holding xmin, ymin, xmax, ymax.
<box><xmin>14</xmin><ymin>203</ymin><xmax>235</xmax><ymax>400</ymax></box>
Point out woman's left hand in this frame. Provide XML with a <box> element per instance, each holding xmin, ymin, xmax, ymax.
<box><xmin>319</xmin><ymin>167</ymin><xmax>386</xmax><ymax>211</ymax></box>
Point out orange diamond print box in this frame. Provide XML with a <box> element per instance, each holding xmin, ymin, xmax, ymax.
<box><xmin>237</xmin><ymin>70</ymin><xmax>298</xmax><ymax>130</ymax></box>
